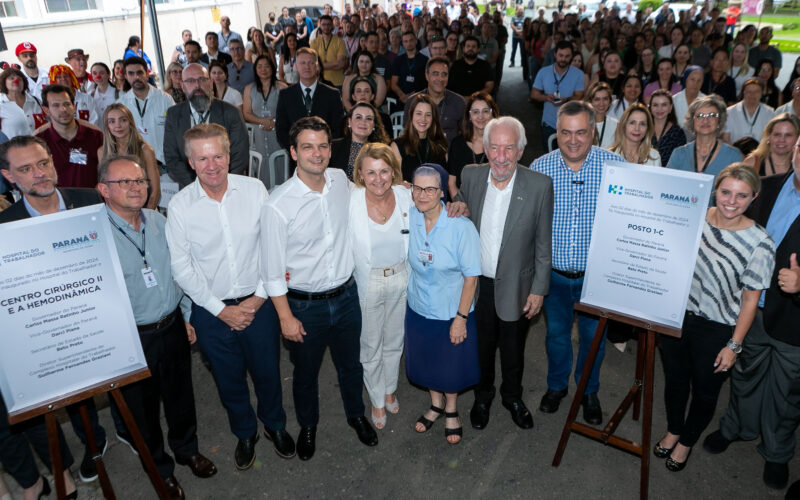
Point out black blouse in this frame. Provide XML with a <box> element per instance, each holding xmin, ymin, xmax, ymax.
<box><xmin>652</xmin><ymin>123</ymin><xmax>686</xmax><ymax>167</ymax></box>
<box><xmin>447</xmin><ymin>135</ymin><xmax>486</xmax><ymax>189</ymax></box>
<box><xmin>396</xmin><ymin>136</ymin><xmax>447</xmax><ymax>182</ymax></box>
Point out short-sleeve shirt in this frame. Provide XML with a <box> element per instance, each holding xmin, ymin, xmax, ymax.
<box><xmin>749</xmin><ymin>45</ymin><xmax>782</xmax><ymax>70</ymax></box>
<box><xmin>447</xmin><ymin>58</ymin><xmax>494</xmax><ymax>97</ymax></box>
<box><xmin>227</xmin><ymin>61</ymin><xmax>255</xmax><ymax>94</ymax></box>
<box><xmin>666</xmin><ymin>141</ymin><xmax>743</xmax><ymax>204</ymax></box>
<box><xmin>311</xmin><ymin>35</ymin><xmax>348</xmax><ymax>86</ymax></box>
<box><xmin>36</xmin><ymin>123</ymin><xmax>103</xmax><ymax>188</ymax></box>
<box><xmin>533</xmin><ymin>64</ymin><xmax>585</xmax><ymax>128</ymax></box>
<box><xmin>407</xmin><ymin>204</ymin><xmax>481</xmax><ymax>320</ymax></box>
<box><xmin>688</xmin><ymin>220</ymin><xmax>774</xmax><ymax>325</ymax></box>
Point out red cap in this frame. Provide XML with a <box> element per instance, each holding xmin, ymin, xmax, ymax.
<box><xmin>15</xmin><ymin>42</ymin><xmax>37</xmax><ymax>57</ymax></box>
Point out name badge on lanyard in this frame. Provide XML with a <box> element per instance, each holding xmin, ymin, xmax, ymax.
<box><xmin>141</xmin><ymin>267</ymin><xmax>158</xmax><ymax>288</ymax></box>
<box><xmin>418</xmin><ymin>250</ymin><xmax>433</xmax><ymax>266</ymax></box>
<box><xmin>69</xmin><ymin>148</ymin><xmax>87</xmax><ymax>165</ymax></box>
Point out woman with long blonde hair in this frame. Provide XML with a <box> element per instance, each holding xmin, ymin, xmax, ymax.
<box><xmin>743</xmin><ymin>113</ymin><xmax>800</xmax><ymax>176</ymax></box>
<box><xmin>609</xmin><ymin>103</ymin><xmax>661</xmax><ymax>166</ymax></box>
<box><xmin>98</xmin><ymin>103</ymin><xmax>160</xmax><ymax>209</ymax></box>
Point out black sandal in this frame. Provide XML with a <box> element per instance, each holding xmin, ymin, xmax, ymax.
<box><xmin>415</xmin><ymin>405</ymin><xmax>444</xmax><ymax>433</ymax></box>
<box><xmin>444</xmin><ymin>411</ymin><xmax>462</xmax><ymax>444</ymax></box>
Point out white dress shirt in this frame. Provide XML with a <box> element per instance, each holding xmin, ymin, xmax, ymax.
<box><xmin>262</xmin><ymin>168</ymin><xmax>354</xmax><ymax>295</ymax></box>
<box><xmin>165</xmin><ymin>174</ymin><xmax>269</xmax><ymax>316</ymax></box>
<box><xmin>725</xmin><ymin>101</ymin><xmax>775</xmax><ymax>144</ymax></box>
<box><xmin>24</xmin><ymin>68</ymin><xmax>49</xmax><ymax>100</ymax></box>
<box><xmin>479</xmin><ymin>169</ymin><xmax>516</xmax><ymax>279</ymax></box>
<box><xmin>673</xmin><ymin>90</ymin><xmax>705</xmax><ymax>130</ymax></box>
<box><xmin>117</xmin><ymin>86</ymin><xmax>175</xmax><ymax>163</ymax></box>
<box><xmin>0</xmin><ymin>93</ymin><xmax>43</xmax><ymax>138</ymax></box>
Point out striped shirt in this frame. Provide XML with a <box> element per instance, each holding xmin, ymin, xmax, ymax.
<box><xmin>530</xmin><ymin>146</ymin><xmax>624</xmax><ymax>272</ymax></box>
<box><xmin>689</xmin><ymin>220</ymin><xmax>775</xmax><ymax>326</ymax></box>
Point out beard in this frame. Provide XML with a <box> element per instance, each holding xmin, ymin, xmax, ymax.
<box><xmin>464</xmin><ymin>52</ymin><xmax>477</xmax><ymax>61</ymax></box>
<box><xmin>24</xmin><ymin>59</ymin><xmax>37</xmax><ymax>69</ymax></box>
<box><xmin>190</xmin><ymin>91</ymin><xmax>211</xmax><ymax>113</ymax></box>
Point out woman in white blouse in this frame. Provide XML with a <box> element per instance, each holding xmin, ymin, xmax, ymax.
<box><xmin>608</xmin><ymin>103</ymin><xmax>662</xmax><ymax>166</ymax></box>
<box><xmin>208</xmin><ymin>61</ymin><xmax>243</xmax><ymax>109</ymax></box>
<box><xmin>0</xmin><ymin>67</ymin><xmax>44</xmax><ymax>138</ymax></box>
<box><xmin>607</xmin><ymin>74</ymin><xmax>643</xmax><ymax>121</ymax></box>
<box><xmin>729</xmin><ymin>42</ymin><xmax>755</xmax><ymax>97</ymax></box>
<box><xmin>673</xmin><ymin>66</ymin><xmax>705</xmax><ymax>132</ymax></box>
<box><xmin>723</xmin><ymin>78</ymin><xmax>775</xmax><ymax>145</ymax></box>
<box><xmin>349</xmin><ymin>142</ymin><xmax>412</xmax><ymax>430</ymax></box>
<box><xmin>585</xmin><ymin>81</ymin><xmax>618</xmax><ymax>148</ymax></box>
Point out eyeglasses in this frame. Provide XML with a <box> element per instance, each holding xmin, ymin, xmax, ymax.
<box><xmin>169</xmin><ymin>70</ymin><xmax>182</xmax><ymax>75</ymax></box>
<box><xmin>411</xmin><ymin>184</ymin><xmax>441</xmax><ymax>195</ymax></box>
<box><xmin>183</xmin><ymin>77</ymin><xmax>210</xmax><ymax>85</ymax></box>
<box><xmin>469</xmin><ymin>108</ymin><xmax>493</xmax><ymax>116</ymax></box>
<box><xmin>229</xmin><ymin>46</ymin><xmax>244</xmax><ymax>52</ymax></box>
<box><xmin>103</xmin><ymin>178</ymin><xmax>149</xmax><ymax>188</ymax></box>
<box><xmin>695</xmin><ymin>112</ymin><xmax>720</xmax><ymax>120</ymax></box>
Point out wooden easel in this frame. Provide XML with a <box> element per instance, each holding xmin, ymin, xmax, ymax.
<box><xmin>7</xmin><ymin>368</ymin><xmax>170</xmax><ymax>500</ymax></box>
<box><xmin>551</xmin><ymin>303</ymin><xmax>682</xmax><ymax>500</ymax></box>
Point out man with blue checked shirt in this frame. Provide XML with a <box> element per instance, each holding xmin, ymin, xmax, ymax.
<box><xmin>530</xmin><ymin>101</ymin><xmax>623</xmax><ymax>426</ymax></box>
<box><xmin>530</xmin><ymin>41</ymin><xmax>585</xmax><ymax>152</ymax></box>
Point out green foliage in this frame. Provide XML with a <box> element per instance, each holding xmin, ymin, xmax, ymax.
<box><xmin>638</xmin><ymin>0</ymin><xmax>664</xmax><ymax>11</ymax></box>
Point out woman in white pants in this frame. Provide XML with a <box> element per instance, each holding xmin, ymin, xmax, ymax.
<box><xmin>349</xmin><ymin>143</ymin><xmax>412</xmax><ymax>429</ymax></box>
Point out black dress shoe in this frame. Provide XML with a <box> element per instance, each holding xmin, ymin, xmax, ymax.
<box><xmin>470</xmin><ymin>401</ymin><xmax>491</xmax><ymax>430</ymax></box>
<box><xmin>176</xmin><ymin>453</ymin><xmax>217</xmax><ymax>478</ymax></box>
<box><xmin>234</xmin><ymin>432</ymin><xmax>259</xmax><ymax>470</ymax></box>
<box><xmin>296</xmin><ymin>426</ymin><xmax>316</xmax><ymax>461</ymax></box>
<box><xmin>264</xmin><ymin>427</ymin><xmax>296</xmax><ymax>459</ymax></box>
<box><xmin>347</xmin><ymin>416</ymin><xmax>378</xmax><ymax>447</ymax></box>
<box><xmin>162</xmin><ymin>475</ymin><xmax>185</xmax><ymax>499</ymax></box>
<box><xmin>666</xmin><ymin>448</ymin><xmax>692</xmax><ymax>472</ymax></box>
<box><xmin>653</xmin><ymin>441</ymin><xmax>674</xmax><ymax>459</ymax></box>
<box><xmin>502</xmin><ymin>400</ymin><xmax>534</xmax><ymax>429</ymax></box>
<box><xmin>581</xmin><ymin>393</ymin><xmax>603</xmax><ymax>425</ymax></box>
<box><xmin>539</xmin><ymin>389</ymin><xmax>568</xmax><ymax>413</ymax></box>
<box><xmin>764</xmin><ymin>461</ymin><xmax>789</xmax><ymax>490</ymax></box>
<box><xmin>703</xmin><ymin>429</ymin><xmax>735</xmax><ymax>454</ymax></box>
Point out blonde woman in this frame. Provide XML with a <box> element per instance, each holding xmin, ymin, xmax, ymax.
<box><xmin>609</xmin><ymin>103</ymin><xmax>662</xmax><ymax>166</ymax></box>
<box><xmin>743</xmin><ymin>113</ymin><xmax>800</xmax><ymax>176</ymax></box>
<box><xmin>585</xmin><ymin>81</ymin><xmax>618</xmax><ymax>149</ymax></box>
<box><xmin>98</xmin><ymin>103</ymin><xmax>160</xmax><ymax>209</ymax></box>
<box><xmin>729</xmin><ymin>42</ymin><xmax>755</xmax><ymax>97</ymax></box>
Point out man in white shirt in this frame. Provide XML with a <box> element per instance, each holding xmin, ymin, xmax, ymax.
<box><xmin>15</xmin><ymin>42</ymin><xmax>48</xmax><ymax>100</ymax></box>
<box><xmin>118</xmin><ymin>56</ymin><xmax>175</xmax><ymax>165</ymax></box>
<box><xmin>166</xmin><ymin>123</ymin><xmax>294</xmax><ymax>471</ymax></box>
<box><xmin>261</xmin><ymin>116</ymin><xmax>378</xmax><ymax>461</ymax></box>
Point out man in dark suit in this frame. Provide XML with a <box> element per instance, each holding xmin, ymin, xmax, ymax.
<box><xmin>454</xmin><ymin>116</ymin><xmax>553</xmax><ymax>430</ymax></box>
<box><xmin>704</xmin><ymin>153</ymin><xmax>800</xmax><ymax>492</ymax></box>
<box><xmin>276</xmin><ymin>47</ymin><xmax>344</xmax><ymax>151</ymax></box>
<box><xmin>0</xmin><ymin>135</ymin><xmax>109</xmax><ymax>484</ymax></box>
<box><xmin>163</xmin><ymin>63</ymin><xmax>249</xmax><ymax>189</ymax></box>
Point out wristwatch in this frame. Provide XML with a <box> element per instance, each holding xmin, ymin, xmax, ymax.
<box><xmin>726</xmin><ymin>339</ymin><xmax>743</xmax><ymax>355</ymax></box>
<box><xmin>456</xmin><ymin>311</ymin><xmax>468</xmax><ymax>320</ymax></box>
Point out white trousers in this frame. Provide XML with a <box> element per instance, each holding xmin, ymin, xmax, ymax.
<box><xmin>359</xmin><ymin>264</ymin><xmax>408</xmax><ymax>408</ymax></box>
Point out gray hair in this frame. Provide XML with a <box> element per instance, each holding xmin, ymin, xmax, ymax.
<box><xmin>483</xmin><ymin>116</ymin><xmax>527</xmax><ymax>151</ymax></box>
<box><xmin>98</xmin><ymin>155</ymin><xmax>143</xmax><ymax>182</ymax></box>
<box><xmin>412</xmin><ymin>165</ymin><xmax>441</xmax><ymax>188</ymax></box>
<box><xmin>684</xmin><ymin>94</ymin><xmax>727</xmax><ymax>136</ymax></box>
<box><xmin>557</xmin><ymin>100</ymin><xmax>596</xmax><ymax>131</ymax></box>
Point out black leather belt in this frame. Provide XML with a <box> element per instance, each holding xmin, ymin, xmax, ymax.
<box><xmin>137</xmin><ymin>309</ymin><xmax>178</xmax><ymax>334</ymax></box>
<box><xmin>287</xmin><ymin>276</ymin><xmax>355</xmax><ymax>301</ymax></box>
<box><xmin>223</xmin><ymin>293</ymin><xmax>255</xmax><ymax>305</ymax></box>
<box><xmin>553</xmin><ymin>268</ymin><xmax>585</xmax><ymax>279</ymax></box>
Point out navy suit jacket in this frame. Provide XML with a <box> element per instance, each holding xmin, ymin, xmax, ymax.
<box><xmin>0</xmin><ymin>188</ymin><xmax>102</xmax><ymax>223</ymax></box>
<box><xmin>275</xmin><ymin>82</ymin><xmax>344</xmax><ymax>150</ymax></box>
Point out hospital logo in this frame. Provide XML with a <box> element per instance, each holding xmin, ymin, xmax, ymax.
<box><xmin>608</xmin><ymin>184</ymin><xmax>623</xmax><ymax>195</ymax></box>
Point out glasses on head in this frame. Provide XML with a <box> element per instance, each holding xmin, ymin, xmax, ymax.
<box><xmin>470</xmin><ymin>108</ymin><xmax>493</xmax><ymax>116</ymax></box>
<box><xmin>183</xmin><ymin>77</ymin><xmax>210</xmax><ymax>85</ymax></box>
<box><xmin>411</xmin><ymin>184</ymin><xmax>441</xmax><ymax>196</ymax></box>
<box><xmin>104</xmin><ymin>178</ymin><xmax>149</xmax><ymax>188</ymax></box>
<box><xmin>695</xmin><ymin>112</ymin><xmax>720</xmax><ymax>120</ymax></box>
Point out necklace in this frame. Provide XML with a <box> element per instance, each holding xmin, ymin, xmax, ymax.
<box><xmin>368</xmin><ymin>196</ymin><xmax>394</xmax><ymax>223</ymax></box>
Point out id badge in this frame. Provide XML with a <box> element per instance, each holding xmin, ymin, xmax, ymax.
<box><xmin>141</xmin><ymin>267</ymin><xmax>158</xmax><ymax>288</ymax></box>
<box><xmin>69</xmin><ymin>148</ymin><xmax>87</xmax><ymax>165</ymax></box>
<box><xmin>138</xmin><ymin>125</ymin><xmax>148</xmax><ymax>135</ymax></box>
<box><xmin>418</xmin><ymin>250</ymin><xmax>433</xmax><ymax>265</ymax></box>
<box><xmin>406</xmin><ymin>75</ymin><xmax>415</xmax><ymax>83</ymax></box>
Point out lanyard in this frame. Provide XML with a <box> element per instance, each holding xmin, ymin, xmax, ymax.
<box><xmin>655</xmin><ymin>122</ymin><xmax>669</xmax><ymax>145</ymax></box>
<box><xmin>553</xmin><ymin>67</ymin><xmax>568</xmax><ymax>94</ymax></box>
<box><xmin>693</xmin><ymin>139</ymin><xmax>719</xmax><ymax>173</ymax></box>
<box><xmin>745</xmin><ymin>104</ymin><xmax>762</xmax><ymax>134</ymax></box>
<box><xmin>597</xmin><ymin>119</ymin><xmax>607</xmax><ymax>145</ymax></box>
<box><xmin>108</xmin><ymin>215</ymin><xmax>148</xmax><ymax>267</ymax></box>
<box><xmin>134</xmin><ymin>97</ymin><xmax>148</xmax><ymax>119</ymax></box>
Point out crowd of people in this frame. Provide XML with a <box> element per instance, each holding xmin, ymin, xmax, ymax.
<box><xmin>0</xmin><ymin>1</ymin><xmax>799</xmax><ymax>499</ymax></box>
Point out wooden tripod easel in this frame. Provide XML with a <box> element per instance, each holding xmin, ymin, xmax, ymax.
<box><xmin>8</xmin><ymin>368</ymin><xmax>170</xmax><ymax>500</ymax></box>
<box><xmin>551</xmin><ymin>303</ymin><xmax>682</xmax><ymax>500</ymax></box>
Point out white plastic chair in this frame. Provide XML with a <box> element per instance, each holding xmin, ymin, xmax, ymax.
<box><xmin>249</xmin><ymin>150</ymin><xmax>263</xmax><ymax>180</ymax></box>
<box><xmin>384</xmin><ymin>96</ymin><xmax>397</xmax><ymax>114</ymax></box>
<box><xmin>246</xmin><ymin>123</ymin><xmax>256</xmax><ymax>150</ymax></box>
<box><xmin>547</xmin><ymin>133</ymin><xmax>558</xmax><ymax>153</ymax></box>
<box><xmin>390</xmin><ymin>111</ymin><xmax>404</xmax><ymax>139</ymax></box>
<box><xmin>268</xmin><ymin>149</ymin><xmax>289</xmax><ymax>191</ymax></box>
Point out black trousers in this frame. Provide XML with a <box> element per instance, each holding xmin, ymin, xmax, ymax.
<box><xmin>660</xmin><ymin>312</ymin><xmax>732</xmax><ymax>448</ymax></box>
<box><xmin>0</xmin><ymin>397</ymin><xmax>74</xmax><ymax>489</ymax></box>
<box><xmin>474</xmin><ymin>276</ymin><xmax>530</xmax><ymax>404</ymax></box>
<box><xmin>120</xmin><ymin>311</ymin><xmax>199</xmax><ymax>479</ymax></box>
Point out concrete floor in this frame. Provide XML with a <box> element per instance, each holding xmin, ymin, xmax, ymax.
<box><xmin>5</xmin><ymin>47</ymin><xmax>799</xmax><ymax>500</ymax></box>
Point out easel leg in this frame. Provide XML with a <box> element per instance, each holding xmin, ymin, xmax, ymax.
<box><xmin>78</xmin><ymin>403</ymin><xmax>115</xmax><ymax>499</ymax></box>
<box><xmin>45</xmin><ymin>412</ymin><xmax>66</xmax><ymax>500</ymax></box>
<box><xmin>633</xmin><ymin>328</ymin><xmax>646</xmax><ymax>421</ymax></box>
<box><xmin>639</xmin><ymin>331</ymin><xmax>657</xmax><ymax>500</ymax></box>
<box><xmin>552</xmin><ymin>316</ymin><xmax>608</xmax><ymax>466</ymax></box>
<box><xmin>109</xmin><ymin>389</ymin><xmax>170</xmax><ymax>499</ymax></box>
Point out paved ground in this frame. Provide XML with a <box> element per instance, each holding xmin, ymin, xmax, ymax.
<box><xmin>5</xmin><ymin>42</ymin><xmax>800</xmax><ymax>500</ymax></box>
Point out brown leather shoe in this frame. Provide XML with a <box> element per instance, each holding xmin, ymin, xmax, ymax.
<box><xmin>162</xmin><ymin>475</ymin><xmax>185</xmax><ymax>499</ymax></box>
<box><xmin>175</xmin><ymin>453</ymin><xmax>218</xmax><ymax>478</ymax></box>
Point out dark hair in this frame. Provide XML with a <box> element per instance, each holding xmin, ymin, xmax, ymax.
<box><xmin>555</xmin><ymin>40</ymin><xmax>574</xmax><ymax>54</ymax></box>
<box><xmin>425</xmin><ymin>56</ymin><xmax>450</xmax><ymax>73</ymax></box>
<box><xmin>462</xmin><ymin>35</ymin><xmax>479</xmax><ymax>48</ymax></box>
<box><xmin>350</xmin><ymin>50</ymin><xmax>375</xmax><ymax>75</ymax></box>
<box><xmin>712</xmin><ymin>47</ymin><xmax>729</xmax><ymax>59</ymax></box>
<box><xmin>348</xmin><ymin>101</ymin><xmax>390</xmax><ymax>143</ymax></box>
<box><xmin>254</xmin><ymin>55</ymin><xmax>277</xmax><ymax>93</ymax></box>
<box><xmin>281</xmin><ymin>33</ymin><xmax>299</xmax><ymax>58</ymax></box>
<box><xmin>184</xmin><ymin>40</ymin><xmax>202</xmax><ymax>52</ymax></box>
<box><xmin>91</xmin><ymin>62</ymin><xmax>111</xmax><ymax>76</ymax></box>
<box><xmin>0</xmin><ymin>67</ymin><xmax>29</xmax><ymax>94</ymax></box>
<box><xmin>123</xmin><ymin>56</ymin><xmax>148</xmax><ymax>70</ymax></box>
<box><xmin>205</xmin><ymin>31</ymin><xmax>218</xmax><ymax>40</ymax></box>
<box><xmin>290</xmin><ymin>116</ymin><xmax>331</xmax><ymax>148</ymax></box>
<box><xmin>365</xmin><ymin>31</ymin><xmax>378</xmax><ymax>42</ymax></box>
<box><xmin>400</xmin><ymin>93</ymin><xmax>448</xmax><ymax>160</ymax></box>
<box><xmin>0</xmin><ymin>136</ymin><xmax>50</xmax><ymax>170</ymax></box>
<box><xmin>648</xmin><ymin>89</ymin><xmax>679</xmax><ymax>126</ymax></box>
<box><xmin>648</xmin><ymin>57</ymin><xmax>678</xmax><ymax>89</ymax></box>
<box><xmin>42</xmin><ymin>84</ymin><xmax>74</xmax><ymax>106</ymax></box>
<box><xmin>208</xmin><ymin>60</ymin><xmax>229</xmax><ymax>98</ymax></box>
<box><xmin>319</xmin><ymin>14</ymin><xmax>333</xmax><ymax>23</ymax></box>
<box><xmin>127</xmin><ymin>36</ymin><xmax>140</xmax><ymax>48</ymax></box>
<box><xmin>349</xmin><ymin>75</ymin><xmax>376</xmax><ymax>104</ymax></box>
<box><xmin>462</xmin><ymin>91</ymin><xmax>499</xmax><ymax>140</ymax></box>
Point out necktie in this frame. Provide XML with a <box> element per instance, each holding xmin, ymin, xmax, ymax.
<box><xmin>304</xmin><ymin>88</ymin><xmax>312</xmax><ymax>116</ymax></box>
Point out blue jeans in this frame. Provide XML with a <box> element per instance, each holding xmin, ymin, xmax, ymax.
<box><xmin>286</xmin><ymin>282</ymin><xmax>364</xmax><ymax>428</ymax></box>
<box><xmin>192</xmin><ymin>298</ymin><xmax>286</xmax><ymax>439</ymax></box>
<box><xmin>543</xmin><ymin>271</ymin><xmax>604</xmax><ymax>394</ymax></box>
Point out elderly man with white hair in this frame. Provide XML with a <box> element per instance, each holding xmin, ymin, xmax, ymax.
<box><xmin>454</xmin><ymin>116</ymin><xmax>554</xmax><ymax>431</ymax></box>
